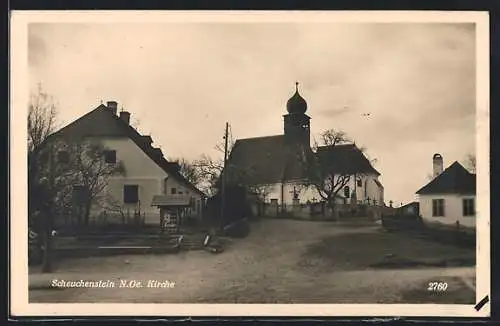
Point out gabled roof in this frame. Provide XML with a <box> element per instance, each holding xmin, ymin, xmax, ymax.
<box><xmin>227</xmin><ymin>135</ymin><xmax>308</xmax><ymax>185</ymax></box>
<box><xmin>416</xmin><ymin>161</ymin><xmax>476</xmax><ymax>195</ymax></box>
<box><xmin>226</xmin><ymin>136</ymin><xmax>379</xmax><ymax>186</ymax></box>
<box><xmin>315</xmin><ymin>143</ymin><xmax>380</xmax><ymax>176</ymax></box>
<box><xmin>48</xmin><ymin>104</ymin><xmax>206</xmax><ymax>197</ymax></box>
<box><xmin>373</xmin><ymin>178</ymin><xmax>384</xmax><ymax>189</ymax></box>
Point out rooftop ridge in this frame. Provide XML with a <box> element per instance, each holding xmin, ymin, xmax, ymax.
<box><xmin>236</xmin><ymin>134</ymin><xmax>284</xmax><ymax>142</ymax></box>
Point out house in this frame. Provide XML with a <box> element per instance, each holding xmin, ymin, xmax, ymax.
<box><xmin>43</xmin><ymin>101</ymin><xmax>206</xmax><ymax>226</ymax></box>
<box><xmin>225</xmin><ymin>83</ymin><xmax>384</xmax><ymax>213</ymax></box>
<box><xmin>416</xmin><ymin>154</ymin><xmax>476</xmax><ymax>229</ymax></box>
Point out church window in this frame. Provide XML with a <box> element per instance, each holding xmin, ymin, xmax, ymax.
<box><xmin>357</xmin><ymin>179</ymin><xmax>362</xmax><ymax>187</ymax></box>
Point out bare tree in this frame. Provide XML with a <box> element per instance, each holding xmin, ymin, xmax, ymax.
<box><xmin>28</xmin><ymin>84</ymin><xmax>58</xmax><ymax>155</ymax></box>
<box><xmin>465</xmin><ymin>153</ymin><xmax>476</xmax><ymax>174</ymax></box>
<box><xmin>318</xmin><ymin>129</ymin><xmax>351</xmax><ymax>148</ymax></box>
<box><xmin>304</xmin><ymin>129</ymin><xmax>358</xmax><ymax>217</ymax></box>
<box><xmin>27</xmin><ymin>85</ymin><xmax>60</xmax><ymax>273</ymax></box>
<box><xmin>192</xmin><ymin>154</ymin><xmax>224</xmax><ymax>196</ymax></box>
<box><xmin>60</xmin><ymin>139</ymin><xmax>126</xmax><ymax>226</ymax></box>
<box><xmin>192</xmin><ymin>133</ymin><xmax>236</xmax><ymax>196</ymax></box>
<box><xmin>169</xmin><ymin>157</ymin><xmax>201</xmax><ymax>187</ymax></box>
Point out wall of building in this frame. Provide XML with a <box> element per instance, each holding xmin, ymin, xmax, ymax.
<box><xmin>263</xmin><ymin>181</ymin><xmax>339</xmax><ymax>205</ymax></box>
<box><xmin>418</xmin><ymin>194</ymin><xmax>476</xmax><ymax>229</ymax></box>
<box><xmin>347</xmin><ymin>173</ymin><xmax>384</xmax><ymax>206</ymax></box>
<box><xmin>86</xmin><ymin>137</ymin><xmax>202</xmax><ymax>225</ymax></box>
<box><xmin>260</xmin><ymin>173</ymin><xmax>383</xmax><ymax>206</ymax></box>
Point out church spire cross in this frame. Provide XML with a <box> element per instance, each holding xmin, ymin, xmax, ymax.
<box><xmin>295</xmin><ymin>81</ymin><xmax>299</xmax><ymax>92</ymax></box>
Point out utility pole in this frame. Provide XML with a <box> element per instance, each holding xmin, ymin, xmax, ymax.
<box><xmin>220</xmin><ymin>122</ymin><xmax>229</xmax><ymax>232</ymax></box>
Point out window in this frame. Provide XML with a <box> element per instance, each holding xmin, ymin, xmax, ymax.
<box><xmin>103</xmin><ymin>150</ymin><xmax>117</xmax><ymax>163</ymax></box>
<box><xmin>171</xmin><ymin>188</ymin><xmax>177</xmax><ymax>195</ymax></box>
<box><xmin>463</xmin><ymin>198</ymin><xmax>475</xmax><ymax>216</ymax></box>
<box><xmin>58</xmin><ymin>150</ymin><xmax>69</xmax><ymax>164</ymax></box>
<box><xmin>432</xmin><ymin>199</ymin><xmax>445</xmax><ymax>217</ymax></box>
<box><xmin>357</xmin><ymin>179</ymin><xmax>363</xmax><ymax>187</ymax></box>
<box><xmin>344</xmin><ymin>186</ymin><xmax>350</xmax><ymax>198</ymax></box>
<box><xmin>123</xmin><ymin>185</ymin><xmax>139</xmax><ymax>204</ymax></box>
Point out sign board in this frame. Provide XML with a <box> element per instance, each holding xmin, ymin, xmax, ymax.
<box><xmin>151</xmin><ymin>194</ymin><xmax>192</xmax><ymax>207</ymax></box>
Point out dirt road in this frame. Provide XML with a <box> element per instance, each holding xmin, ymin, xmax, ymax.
<box><xmin>29</xmin><ymin>219</ymin><xmax>475</xmax><ymax>303</ymax></box>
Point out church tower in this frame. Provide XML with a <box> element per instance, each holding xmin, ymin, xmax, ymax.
<box><xmin>284</xmin><ymin>82</ymin><xmax>311</xmax><ymax>147</ymax></box>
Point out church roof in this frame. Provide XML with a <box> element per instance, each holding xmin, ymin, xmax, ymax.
<box><xmin>46</xmin><ymin>104</ymin><xmax>206</xmax><ymax>197</ymax></box>
<box><xmin>416</xmin><ymin>161</ymin><xmax>476</xmax><ymax>195</ymax></box>
<box><xmin>315</xmin><ymin>144</ymin><xmax>381</xmax><ymax>176</ymax></box>
<box><xmin>227</xmin><ymin>137</ymin><xmax>380</xmax><ymax>186</ymax></box>
<box><xmin>227</xmin><ymin>135</ymin><xmax>311</xmax><ymax>185</ymax></box>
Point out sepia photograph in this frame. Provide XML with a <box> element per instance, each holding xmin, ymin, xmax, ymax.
<box><xmin>10</xmin><ymin>11</ymin><xmax>490</xmax><ymax>317</ymax></box>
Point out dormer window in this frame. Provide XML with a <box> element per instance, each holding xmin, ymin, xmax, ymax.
<box><xmin>103</xmin><ymin>150</ymin><xmax>117</xmax><ymax>164</ymax></box>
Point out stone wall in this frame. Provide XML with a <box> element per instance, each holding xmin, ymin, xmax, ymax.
<box><xmin>252</xmin><ymin>201</ymin><xmax>396</xmax><ymax>220</ymax></box>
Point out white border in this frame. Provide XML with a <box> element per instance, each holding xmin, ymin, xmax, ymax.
<box><xmin>10</xmin><ymin>11</ymin><xmax>490</xmax><ymax>317</ymax></box>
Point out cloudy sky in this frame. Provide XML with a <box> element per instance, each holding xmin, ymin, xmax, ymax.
<box><xmin>28</xmin><ymin>21</ymin><xmax>476</xmax><ymax>205</ymax></box>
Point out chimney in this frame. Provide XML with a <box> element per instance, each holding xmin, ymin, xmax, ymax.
<box><xmin>433</xmin><ymin>153</ymin><xmax>443</xmax><ymax>177</ymax></box>
<box><xmin>106</xmin><ymin>101</ymin><xmax>118</xmax><ymax>115</ymax></box>
<box><xmin>119</xmin><ymin>111</ymin><xmax>131</xmax><ymax>125</ymax></box>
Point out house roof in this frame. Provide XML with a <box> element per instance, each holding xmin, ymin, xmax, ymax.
<box><xmin>373</xmin><ymin>178</ymin><xmax>384</xmax><ymax>188</ymax></box>
<box><xmin>416</xmin><ymin>161</ymin><xmax>476</xmax><ymax>195</ymax></box>
<box><xmin>315</xmin><ymin>143</ymin><xmax>380</xmax><ymax>176</ymax></box>
<box><xmin>226</xmin><ymin>135</ymin><xmax>312</xmax><ymax>185</ymax></box>
<box><xmin>48</xmin><ymin>104</ymin><xmax>206</xmax><ymax>197</ymax></box>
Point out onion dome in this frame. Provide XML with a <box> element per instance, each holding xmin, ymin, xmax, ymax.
<box><xmin>286</xmin><ymin>82</ymin><xmax>307</xmax><ymax>114</ymax></box>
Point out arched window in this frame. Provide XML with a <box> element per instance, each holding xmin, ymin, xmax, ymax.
<box><xmin>344</xmin><ymin>186</ymin><xmax>350</xmax><ymax>198</ymax></box>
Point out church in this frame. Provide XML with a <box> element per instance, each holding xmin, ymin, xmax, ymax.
<box><xmin>225</xmin><ymin>83</ymin><xmax>385</xmax><ymax>213</ymax></box>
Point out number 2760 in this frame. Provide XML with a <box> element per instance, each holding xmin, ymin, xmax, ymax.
<box><xmin>428</xmin><ymin>282</ymin><xmax>448</xmax><ymax>291</ymax></box>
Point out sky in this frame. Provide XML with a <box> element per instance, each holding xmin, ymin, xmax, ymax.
<box><xmin>28</xmin><ymin>21</ymin><xmax>476</xmax><ymax>205</ymax></box>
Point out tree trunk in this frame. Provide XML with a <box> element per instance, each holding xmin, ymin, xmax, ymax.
<box><xmin>328</xmin><ymin>199</ymin><xmax>337</xmax><ymax>220</ymax></box>
<box><xmin>83</xmin><ymin>200</ymin><xmax>92</xmax><ymax>226</ymax></box>
<box><xmin>41</xmin><ymin>210</ymin><xmax>53</xmax><ymax>273</ymax></box>
<box><xmin>41</xmin><ymin>231</ymin><xmax>52</xmax><ymax>273</ymax></box>
<box><xmin>76</xmin><ymin>206</ymin><xmax>82</xmax><ymax>226</ymax></box>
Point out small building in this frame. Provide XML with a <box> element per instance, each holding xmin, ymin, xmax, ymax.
<box><xmin>416</xmin><ymin>154</ymin><xmax>476</xmax><ymax>229</ymax></box>
<box><xmin>45</xmin><ymin>101</ymin><xmax>206</xmax><ymax>227</ymax></box>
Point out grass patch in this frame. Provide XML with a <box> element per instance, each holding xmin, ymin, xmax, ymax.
<box><xmin>304</xmin><ymin>229</ymin><xmax>475</xmax><ymax>271</ymax></box>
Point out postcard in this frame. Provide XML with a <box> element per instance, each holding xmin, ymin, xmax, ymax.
<box><xmin>10</xmin><ymin>10</ymin><xmax>490</xmax><ymax>317</ymax></box>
